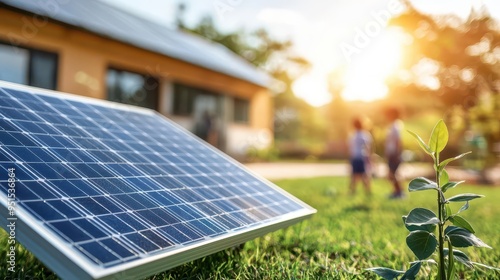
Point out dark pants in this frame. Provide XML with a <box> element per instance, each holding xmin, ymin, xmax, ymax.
<box><xmin>351</xmin><ymin>158</ymin><xmax>366</xmax><ymax>174</ymax></box>
<box><xmin>387</xmin><ymin>155</ymin><xmax>401</xmax><ymax>174</ymax></box>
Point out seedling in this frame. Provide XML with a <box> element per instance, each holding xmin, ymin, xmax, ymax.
<box><xmin>368</xmin><ymin>120</ymin><xmax>499</xmax><ymax>279</ymax></box>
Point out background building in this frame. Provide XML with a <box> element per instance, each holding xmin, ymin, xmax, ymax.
<box><xmin>0</xmin><ymin>0</ymin><xmax>273</xmax><ymax>158</ymax></box>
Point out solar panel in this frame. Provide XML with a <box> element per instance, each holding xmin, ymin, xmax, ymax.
<box><xmin>0</xmin><ymin>81</ymin><xmax>315</xmax><ymax>279</ymax></box>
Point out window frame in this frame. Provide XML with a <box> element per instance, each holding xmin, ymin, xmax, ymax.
<box><xmin>232</xmin><ymin>97</ymin><xmax>250</xmax><ymax>124</ymax></box>
<box><xmin>0</xmin><ymin>41</ymin><xmax>59</xmax><ymax>90</ymax></box>
<box><xmin>106</xmin><ymin>67</ymin><xmax>160</xmax><ymax>111</ymax></box>
<box><xmin>172</xmin><ymin>83</ymin><xmax>196</xmax><ymax>117</ymax></box>
<box><xmin>172</xmin><ymin>83</ymin><xmax>221</xmax><ymax>117</ymax></box>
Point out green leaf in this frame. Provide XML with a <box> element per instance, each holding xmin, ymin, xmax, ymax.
<box><xmin>366</xmin><ymin>267</ymin><xmax>404</xmax><ymax>280</ymax></box>
<box><xmin>428</xmin><ymin>120</ymin><xmax>448</xmax><ymax>154</ymax></box>
<box><xmin>406</xmin><ymin>230</ymin><xmax>438</xmax><ymax>260</ymax></box>
<box><xmin>444</xmin><ymin>248</ymin><xmax>473</xmax><ymax>268</ymax></box>
<box><xmin>408</xmin><ymin>177</ymin><xmax>438</xmax><ymax>192</ymax></box>
<box><xmin>402</xmin><ymin>216</ymin><xmax>436</xmax><ymax>233</ymax></box>
<box><xmin>440</xmin><ymin>169</ymin><xmax>449</xmax><ymax>186</ymax></box>
<box><xmin>447</xmin><ymin>193</ymin><xmax>484</xmax><ymax>202</ymax></box>
<box><xmin>457</xmin><ymin>201</ymin><xmax>470</xmax><ymax>214</ymax></box>
<box><xmin>405</xmin><ymin>208</ymin><xmax>440</xmax><ymax>226</ymax></box>
<box><xmin>408</xmin><ymin>130</ymin><xmax>433</xmax><ymax>155</ymax></box>
<box><xmin>470</xmin><ymin>262</ymin><xmax>500</xmax><ymax>271</ymax></box>
<box><xmin>450</xmin><ymin>215</ymin><xmax>475</xmax><ymax>233</ymax></box>
<box><xmin>400</xmin><ymin>261</ymin><xmax>422</xmax><ymax>280</ymax></box>
<box><xmin>438</xmin><ymin>152</ymin><xmax>471</xmax><ymax>172</ymax></box>
<box><xmin>445</xmin><ymin>226</ymin><xmax>492</xmax><ymax>248</ymax></box>
<box><xmin>441</xmin><ymin>181</ymin><xmax>464</xmax><ymax>193</ymax></box>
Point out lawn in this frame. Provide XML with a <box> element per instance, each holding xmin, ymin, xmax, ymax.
<box><xmin>1</xmin><ymin>177</ymin><xmax>499</xmax><ymax>279</ymax></box>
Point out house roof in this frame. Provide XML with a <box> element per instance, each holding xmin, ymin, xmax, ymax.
<box><xmin>0</xmin><ymin>0</ymin><xmax>270</xmax><ymax>88</ymax></box>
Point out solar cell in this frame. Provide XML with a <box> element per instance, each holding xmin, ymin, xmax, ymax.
<box><xmin>0</xmin><ymin>81</ymin><xmax>315</xmax><ymax>279</ymax></box>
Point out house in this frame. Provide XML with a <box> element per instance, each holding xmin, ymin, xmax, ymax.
<box><xmin>0</xmin><ymin>0</ymin><xmax>273</xmax><ymax>158</ymax></box>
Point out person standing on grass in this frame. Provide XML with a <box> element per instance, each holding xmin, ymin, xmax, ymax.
<box><xmin>384</xmin><ymin>107</ymin><xmax>404</xmax><ymax>199</ymax></box>
<box><xmin>348</xmin><ymin>117</ymin><xmax>372</xmax><ymax>195</ymax></box>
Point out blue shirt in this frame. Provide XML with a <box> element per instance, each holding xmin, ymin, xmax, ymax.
<box><xmin>350</xmin><ymin>131</ymin><xmax>372</xmax><ymax>159</ymax></box>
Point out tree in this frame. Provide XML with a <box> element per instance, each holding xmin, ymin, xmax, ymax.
<box><xmin>389</xmin><ymin>2</ymin><xmax>499</xmax><ymax>104</ymax></box>
<box><xmin>175</xmin><ymin>6</ymin><xmax>324</xmax><ymax>156</ymax></box>
<box><xmin>387</xmin><ymin>1</ymin><xmax>500</xmax><ymax>166</ymax></box>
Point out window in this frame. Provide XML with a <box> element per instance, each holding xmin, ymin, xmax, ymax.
<box><xmin>172</xmin><ymin>84</ymin><xmax>197</xmax><ymax>116</ymax></box>
<box><xmin>233</xmin><ymin>98</ymin><xmax>250</xmax><ymax>123</ymax></box>
<box><xmin>0</xmin><ymin>43</ymin><xmax>58</xmax><ymax>90</ymax></box>
<box><xmin>172</xmin><ymin>84</ymin><xmax>221</xmax><ymax>116</ymax></box>
<box><xmin>106</xmin><ymin>68</ymin><xmax>159</xmax><ymax>110</ymax></box>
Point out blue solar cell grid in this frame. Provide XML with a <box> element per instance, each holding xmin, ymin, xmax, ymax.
<box><xmin>0</xmin><ymin>85</ymin><xmax>309</xmax><ymax>268</ymax></box>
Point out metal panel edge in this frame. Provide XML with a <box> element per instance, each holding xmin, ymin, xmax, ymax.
<box><xmin>0</xmin><ymin>201</ymin><xmax>94</xmax><ymax>280</ymax></box>
<box><xmin>97</xmin><ymin>210</ymin><xmax>315</xmax><ymax>279</ymax></box>
<box><xmin>0</xmin><ymin>81</ymin><xmax>155</xmax><ymax>116</ymax></box>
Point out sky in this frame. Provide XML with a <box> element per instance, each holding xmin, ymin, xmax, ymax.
<box><xmin>100</xmin><ymin>0</ymin><xmax>500</xmax><ymax>106</ymax></box>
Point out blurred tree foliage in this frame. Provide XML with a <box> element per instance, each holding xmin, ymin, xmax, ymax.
<box><xmin>175</xmin><ymin>6</ymin><xmax>326</xmax><ymax>157</ymax></box>
<box><xmin>388</xmin><ymin>1</ymin><xmax>500</xmax><ymax>162</ymax></box>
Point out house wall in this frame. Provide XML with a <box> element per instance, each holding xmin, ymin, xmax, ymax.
<box><xmin>0</xmin><ymin>8</ymin><xmax>273</xmax><ymax>156</ymax></box>
<box><xmin>226</xmin><ymin>124</ymin><xmax>273</xmax><ymax>158</ymax></box>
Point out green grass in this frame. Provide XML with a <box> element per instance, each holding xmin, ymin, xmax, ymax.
<box><xmin>1</xmin><ymin>177</ymin><xmax>499</xmax><ymax>279</ymax></box>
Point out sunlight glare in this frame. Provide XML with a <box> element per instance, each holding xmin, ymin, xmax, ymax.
<box><xmin>293</xmin><ymin>72</ymin><xmax>332</xmax><ymax>107</ymax></box>
<box><xmin>342</xmin><ymin>29</ymin><xmax>404</xmax><ymax>102</ymax></box>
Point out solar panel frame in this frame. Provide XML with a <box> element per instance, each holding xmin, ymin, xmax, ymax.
<box><xmin>1</xmin><ymin>202</ymin><xmax>311</xmax><ymax>279</ymax></box>
<box><xmin>0</xmin><ymin>81</ymin><xmax>316</xmax><ymax>279</ymax></box>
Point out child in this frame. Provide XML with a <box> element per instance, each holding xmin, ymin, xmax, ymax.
<box><xmin>384</xmin><ymin>107</ymin><xmax>404</xmax><ymax>198</ymax></box>
<box><xmin>348</xmin><ymin>117</ymin><xmax>373</xmax><ymax>195</ymax></box>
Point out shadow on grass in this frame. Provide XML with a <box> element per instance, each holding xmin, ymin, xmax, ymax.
<box><xmin>343</xmin><ymin>203</ymin><xmax>372</xmax><ymax>213</ymax></box>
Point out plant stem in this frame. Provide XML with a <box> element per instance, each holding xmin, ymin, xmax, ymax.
<box><xmin>436</xmin><ymin>156</ymin><xmax>447</xmax><ymax>280</ymax></box>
